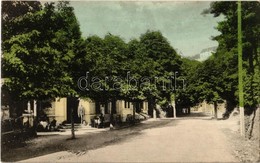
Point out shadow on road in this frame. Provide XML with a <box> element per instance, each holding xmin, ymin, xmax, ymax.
<box><xmin>177</xmin><ymin>112</ymin><xmax>213</xmax><ymax>120</ymax></box>
<box><xmin>1</xmin><ymin>119</ymin><xmax>177</xmax><ymax>162</ymax></box>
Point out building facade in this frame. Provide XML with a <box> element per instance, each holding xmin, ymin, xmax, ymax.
<box><xmin>190</xmin><ymin>100</ymin><xmax>226</xmax><ymax>118</ymax></box>
<box><xmin>44</xmin><ymin>98</ymin><xmax>149</xmax><ymax>125</ymax></box>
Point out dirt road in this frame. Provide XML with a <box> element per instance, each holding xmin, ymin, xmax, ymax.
<box><xmin>20</xmin><ymin>116</ymin><xmax>238</xmax><ymax>162</ymax></box>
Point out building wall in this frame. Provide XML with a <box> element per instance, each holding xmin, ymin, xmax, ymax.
<box><xmin>79</xmin><ymin>98</ymin><xmax>96</xmax><ymax>125</ymax></box>
<box><xmin>217</xmin><ymin>102</ymin><xmax>226</xmax><ymax>118</ymax></box>
<box><xmin>42</xmin><ymin>98</ymin><xmax>67</xmax><ymax>124</ymax></box>
<box><xmin>142</xmin><ymin>101</ymin><xmax>148</xmax><ymax>114</ymax></box>
<box><xmin>191</xmin><ymin>100</ymin><xmax>226</xmax><ymax>118</ymax></box>
<box><xmin>53</xmin><ymin>98</ymin><xmax>67</xmax><ymax>123</ymax></box>
<box><xmin>46</xmin><ymin>98</ymin><xmax>148</xmax><ymax>124</ymax></box>
<box><xmin>116</xmin><ymin>100</ymin><xmax>133</xmax><ymax>121</ymax></box>
<box><xmin>116</xmin><ymin>100</ymin><xmax>149</xmax><ymax>121</ymax></box>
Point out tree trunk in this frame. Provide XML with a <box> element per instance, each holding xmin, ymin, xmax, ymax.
<box><xmin>32</xmin><ymin>100</ymin><xmax>38</xmax><ymax>136</ymax></box>
<box><xmin>247</xmin><ymin>107</ymin><xmax>257</xmax><ymax>139</ymax></box>
<box><xmin>133</xmin><ymin>102</ymin><xmax>136</xmax><ymax>124</ymax></box>
<box><xmin>170</xmin><ymin>94</ymin><xmax>176</xmax><ymax>118</ymax></box>
<box><xmin>71</xmin><ymin>107</ymin><xmax>75</xmax><ymax>139</ymax></box>
<box><xmin>148</xmin><ymin>97</ymin><xmax>155</xmax><ymax>118</ymax></box>
<box><xmin>213</xmin><ymin>101</ymin><xmax>218</xmax><ymax>119</ymax></box>
<box><xmin>105</xmin><ymin>102</ymin><xmax>108</xmax><ymax>114</ymax></box>
<box><xmin>111</xmin><ymin>99</ymin><xmax>117</xmax><ymax>114</ymax></box>
<box><xmin>136</xmin><ymin>101</ymin><xmax>141</xmax><ymax>113</ymax></box>
<box><xmin>95</xmin><ymin>101</ymin><xmax>101</xmax><ymax>114</ymax></box>
<box><xmin>69</xmin><ymin>97</ymin><xmax>79</xmax><ymax>139</ymax></box>
<box><xmin>172</xmin><ymin>103</ymin><xmax>176</xmax><ymax>118</ymax></box>
<box><xmin>110</xmin><ymin>98</ymin><xmax>117</xmax><ymax>127</ymax></box>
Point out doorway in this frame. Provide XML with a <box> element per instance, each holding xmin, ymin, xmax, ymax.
<box><xmin>66</xmin><ymin>97</ymin><xmax>80</xmax><ymax>123</ymax></box>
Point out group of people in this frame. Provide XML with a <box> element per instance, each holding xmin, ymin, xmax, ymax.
<box><xmin>37</xmin><ymin>117</ymin><xmax>57</xmax><ymax>131</ymax></box>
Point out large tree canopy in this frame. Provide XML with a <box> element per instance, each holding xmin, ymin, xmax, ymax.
<box><xmin>188</xmin><ymin>1</ymin><xmax>260</xmax><ymax>114</ymax></box>
<box><xmin>4</xmin><ymin>1</ymin><xmax>258</xmax><ymax>120</ymax></box>
<box><xmin>2</xmin><ymin>1</ymin><xmax>84</xmax><ymax>101</ymax></box>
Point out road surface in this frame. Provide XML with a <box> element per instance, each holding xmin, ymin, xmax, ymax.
<box><xmin>20</xmin><ymin>115</ymin><xmax>238</xmax><ymax>162</ymax></box>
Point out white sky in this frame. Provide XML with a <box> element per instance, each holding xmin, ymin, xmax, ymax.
<box><xmin>71</xmin><ymin>1</ymin><xmax>224</xmax><ymax>57</ymax></box>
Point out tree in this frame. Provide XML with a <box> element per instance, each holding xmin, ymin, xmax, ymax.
<box><xmin>82</xmin><ymin>31</ymin><xmax>182</xmax><ymax>119</ymax></box>
<box><xmin>126</xmin><ymin>30</ymin><xmax>182</xmax><ymax>117</ymax></box>
<box><xmin>175</xmin><ymin>58</ymin><xmax>201</xmax><ymax>114</ymax></box>
<box><xmin>2</xmin><ymin>2</ymin><xmax>76</xmax><ymax>101</ymax></box>
<box><xmin>204</xmin><ymin>1</ymin><xmax>260</xmax><ymax>115</ymax></box>
<box><xmin>2</xmin><ymin>1</ymin><xmax>85</xmax><ymax>138</ymax></box>
<box><xmin>80</xmin><ymin>34</ymin><xmax>128</xmax><ymax>124</ymax></box>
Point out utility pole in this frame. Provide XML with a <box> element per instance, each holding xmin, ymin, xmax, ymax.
<box><xmin>238</xmin><ymin>0</ymin><xmax>245</xmax><ymax>137</ymax></box>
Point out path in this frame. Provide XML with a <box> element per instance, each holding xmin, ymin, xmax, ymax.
<box><xmin>20</xmin><ymin>115</ymin><xmax>238</xmax><ymax>162</ymax></box>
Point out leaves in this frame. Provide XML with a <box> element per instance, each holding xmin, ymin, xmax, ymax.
<box><xmin>2</xmin><ymin>1</ymin><xmax>83</xmax><ymax>101</ymax></box>
<box><xmin>187</xmin><ymin>1</ymin><xmax>260</xmax><ymax>112</ymax></box>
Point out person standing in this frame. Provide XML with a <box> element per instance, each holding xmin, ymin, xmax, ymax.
<box><xmin>78</xmin><ymin>104</ymin><xmax>85</xmax><ymax>124</ymax></box>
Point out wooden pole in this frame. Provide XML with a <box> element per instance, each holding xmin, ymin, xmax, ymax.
<box><xmin>238</xmin><ymin>0</ymin><xmax>245</xmax><ymax>137</ymax></box>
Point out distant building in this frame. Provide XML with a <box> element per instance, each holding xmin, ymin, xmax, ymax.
<box><xmin>190</xmin><ymin>100</ymin><xmax>226</xmax><ymax>119</ymax></box>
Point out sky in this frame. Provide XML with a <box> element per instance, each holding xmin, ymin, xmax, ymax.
<box><xmin>70</xmin><ymin>1</ymin><xmax>224</xmax><ymax>57</ymax></box>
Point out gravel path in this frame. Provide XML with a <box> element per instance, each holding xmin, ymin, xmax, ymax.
<box><xmin>19</xmin><ymin>117</ymin><xmax>238</xmax><ymax>162</ymax></box>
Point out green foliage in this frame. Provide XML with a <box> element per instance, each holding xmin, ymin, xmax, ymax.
<box><xmin>190</xmin><ymin>1</ymin><xmax>260</xmax><ymax>112</ymax></box>
<box><xmin>79</xmin><ymin>30</ymin><xmax>182</xmax><ymax>104</ymax></box>
<box><xmin>126</xmin><ymin>31</ymin><xmax>182</xmax><ymax>102</ymax></box>
<box><xmin>2</xmin><ymin>1</ymin><xmax>84</xmax><ymax>100</ymax></box>
<box><xmin>175</xmin><ymin>58</ymin><xmax>201</xmax><ymax>108</ymax></box>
